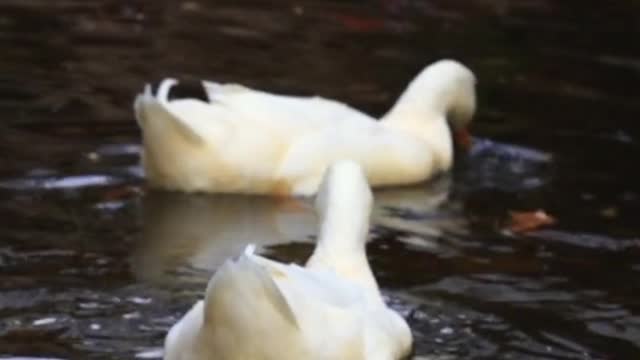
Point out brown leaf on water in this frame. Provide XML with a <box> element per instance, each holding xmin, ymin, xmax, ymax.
<box><xmin>506</xmin><ymin>209</ymin><xmax>556</xmax><ymax>234</ymax></box>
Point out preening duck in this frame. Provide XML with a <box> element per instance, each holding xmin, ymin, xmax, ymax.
<box><xmin>134</xmin><ymin>59</ymin><xmax>476</xmax><ymax>196</ymax></box>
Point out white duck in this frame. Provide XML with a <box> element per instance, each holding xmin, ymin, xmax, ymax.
<box><xmin>134</xmin><ymin>59</ymin><xmax>476</xmax><ymax>196</ymax></box>
<box><xmin>163</xmin><ymin>160</ymin><xmax>413</xmax><ymax>360</ymax></box>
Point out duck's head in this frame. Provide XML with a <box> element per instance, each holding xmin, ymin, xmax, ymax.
<box><xmin>386</xmin><ymin>59</ymin><xmax>477</xmax><ymax>150</ymax></box>
<box><xmin>420</xmin><ymin>60</ymin><xmax>476</xmax><ymax>149</ymax></box>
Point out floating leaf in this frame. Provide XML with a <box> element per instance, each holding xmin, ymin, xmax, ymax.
<box><xmin>506</xmin><ymin>209</ymin><xmax>556</xmax><ymax>233</ymax></box>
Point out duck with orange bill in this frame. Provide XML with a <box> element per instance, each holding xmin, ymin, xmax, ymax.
<box><xmin>134</xmin><ymin>59</ymin><xmax>476</xmax><ymax>196</ymax></box>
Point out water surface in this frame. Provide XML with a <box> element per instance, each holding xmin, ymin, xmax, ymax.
<box><xmin>1</xmin><ymin>0</ymin><xmax>639</xmax><ymax>359</ymax></box>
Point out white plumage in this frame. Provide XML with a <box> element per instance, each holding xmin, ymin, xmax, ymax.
<box><xmin>134</xmin><ymin>59</ymin><xmax>476</xmax><ymax>196</ymax></box>
<box><xmin>164</xmin><ymin>160</ymin><xmax>413</xmax><ymax>360</ymax></box>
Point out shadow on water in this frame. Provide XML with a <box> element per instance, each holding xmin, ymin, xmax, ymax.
<box><xmin>1</xmin><ymin>0</ymin><xmax>639</xmax><ymax>359</ymax></box>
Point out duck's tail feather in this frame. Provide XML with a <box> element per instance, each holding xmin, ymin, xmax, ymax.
<box><xmin>157</xmin><ymin>78</ymin><xmax>178</xmax><ymax>102</ymax></box>
<box><xmin>133</xmin><ymin>79</ymin><xmax>206</xmax><ymax>145</ymax></box>
<box><xmin>203</xmin><ymin>248</ymin><xmax>299</xmax><ymax>331</ymax></box>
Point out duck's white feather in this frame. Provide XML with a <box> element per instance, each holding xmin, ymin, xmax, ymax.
<box><xmin>135</xmin><ymin>60</ymin><xmax>475</xmax><ymax>196</ymax></box>
<box><xmin>164</xmin><ymin>161</ymin><xmax>413</xmax><ymax>360</ymax></box>
<box><xmin>202</xmin><ymin>81</ymin><xmax>375</xmax><ymax>129</ymax></box>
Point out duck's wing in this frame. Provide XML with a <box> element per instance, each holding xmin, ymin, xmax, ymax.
<box><xmin>197</xmin><ymin>246</ymin><xmax>383</xmax><ymax>359</ymax></box>
<box><xmin>202</xmin><ymin>80</ymin><xmax>376</xmax><ymax>128</ymax></box>
<box><xmin>204</xmin><ymin>251</ymin><xmax>299</xmax><ymax>328</ymax></box>
<box><xmin>164</xmin><ymin>252</ymin><xmax>306</xmax><ymax>360</ymax></box>
<box><xmin>242</xmin><ymin>247</ymin><xmax>363</xmax><ymax>307</ymax></box>
<box><xmin>244</xmin><ymin>247</ymin><xmax>413</xmax><ymax>360</ymax></box>
<box><xmin>283</xmin><ymin>263</ymin><xmax>412</xmax><ymax>360</ymax></box>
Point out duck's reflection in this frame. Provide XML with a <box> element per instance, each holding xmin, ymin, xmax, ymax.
<box><xmin>131</xmin><ymin>192</ymin><xmax>316</xmax><ymax>285</ymax></box>
<box><xmin>373</xmin><ymin>176</ymin><xmax>466</xmax><ymax>238</ymax></box>
<box><xmin>132</xmin><ymin>177</ymin><xmax>464</xmax><ymax>286</ymax></box>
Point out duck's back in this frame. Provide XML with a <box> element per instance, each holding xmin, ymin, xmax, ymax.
<box><xmin>203</xmin><ymin>82</ymin><xmax>376</xmax><ymax>131</ymax></box>
<box><xmin>192</xmin><ymin>254</ymin><xmax>411</xmax><ymax>359</ymax></box>
<box><xmin>136</xmin><ymin>81</ymin><xmax>435</xmax><ymax>195</ymax></box>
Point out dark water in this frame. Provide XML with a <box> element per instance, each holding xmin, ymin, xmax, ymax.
<box><xmin>1</xmin><ymin>0</ymin><xmax>640</xmax><ymax>359</ymax></box>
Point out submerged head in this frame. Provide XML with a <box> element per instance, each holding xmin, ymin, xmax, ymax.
<box><xmin>412</xmin><ymin>59</ymin><xmax>477</xmax><ymax>149</ymax></box>
<box><xmin>424</xmin><ymin>60</ymin><xmax>476</xmax><ymax>126</ymax></box>
<box><xmin>314</xmin><ymin>160</ymin><xmax>373</xmax><ymax>226</ymax></box>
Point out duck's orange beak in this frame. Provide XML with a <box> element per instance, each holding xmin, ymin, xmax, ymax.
<box><xmin>454</xmin><ymin>128</ymin><xmax>473</xmax><ymax>151</ymax></box>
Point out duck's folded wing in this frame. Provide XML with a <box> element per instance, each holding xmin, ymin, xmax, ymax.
<box><xmin>242</xmin><ymin>247</ymin><xmax>363</xmax><ymax>311</ymax></box>
<box><xmin>201</xmin><ymin>80</ymin><xmax>375</xmax><ymax>127</ymax></box>
<box><xmin>282</xmin><ymin>264</ymin><xmax>365</xmax><ymax>308</ymax></box>
<box><xmin>204</xmin><ymin>253</ymin><xmax>299</xmax><ymax>329</ymax></box>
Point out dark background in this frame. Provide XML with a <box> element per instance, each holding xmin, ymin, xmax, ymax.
<box><xmin>0</xmin><ymin>1</ymin><xmax>639</xmax><ymax>359</ymax></box>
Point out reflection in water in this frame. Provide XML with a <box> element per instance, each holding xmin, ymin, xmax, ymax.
<box><xmin>132</xmin><ymin>192</ymin><xmax>315</xmax><ymax>285</ymax></box>
<box><xmin>0</xmin><ymin>174</ymin><xmax>122</xmax><ymax>190</ymax></box>
<box><xmin>373</xmin><ymin>177</ymin><xmax>470</xmax><ymax>255</ymax></box>
<box><xmin>132</xmin><ymin>182</ymin><xmax>459</xmax><ymax>286</ymax></box>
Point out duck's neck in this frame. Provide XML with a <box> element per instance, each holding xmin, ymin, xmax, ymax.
<box><xmin>315</xmin><ymin>206</ymin><xmax>369</xmax><ymax>256</ymax></box>
<box><xmin>306</xmin><ymin>201</ymin><xmax>379</xmax><ymax>293</ymax></box>
<box><xmin>380</xmin><ymin>79</ymin><xmax>455</xmax><ymax>171</ymax></box>
<box><xmin>384</xmin><ymin>80</ymin><xmax>450</xmax><ymax>124</ymax></box>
